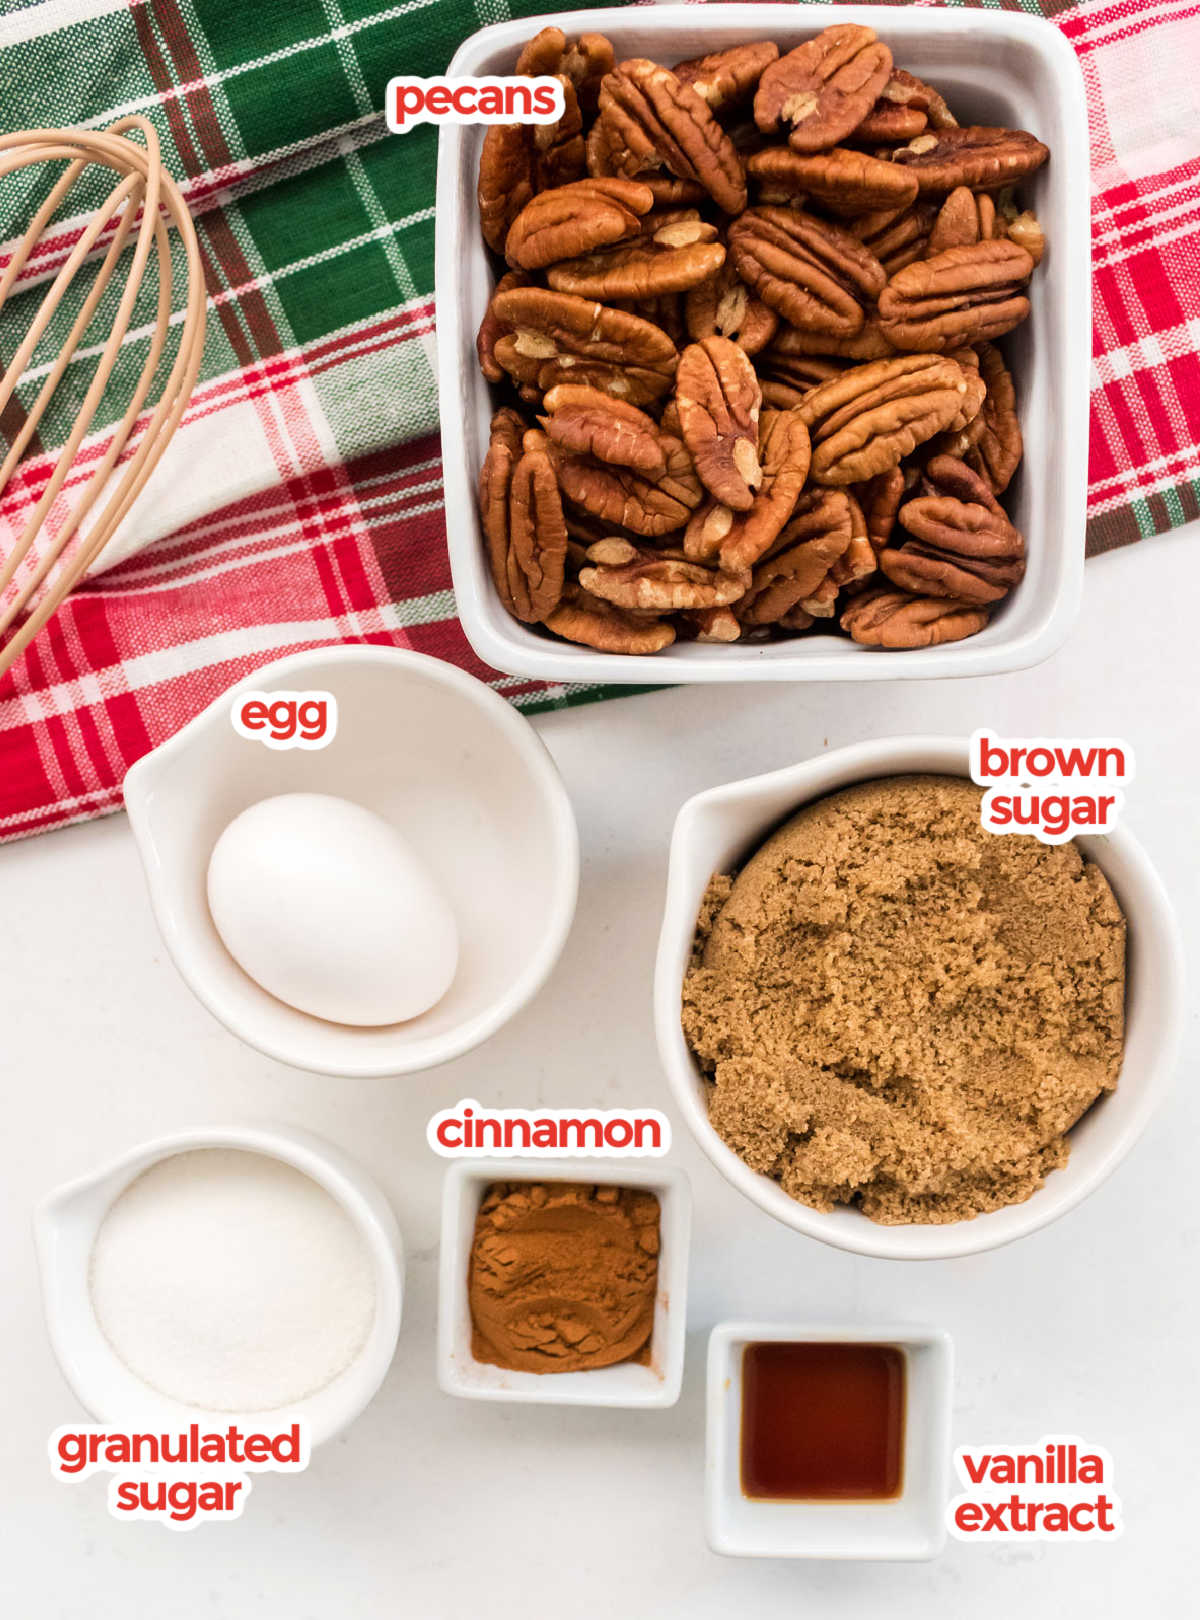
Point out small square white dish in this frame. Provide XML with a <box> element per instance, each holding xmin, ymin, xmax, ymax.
<box><xmin>706</xmin><ymin>1322</ymin><xmax>953</xmax><ymax>1561</ymax></box>
<box><xmin>436</xmin><ymin>4</ymin><xmax>1091</xmax><ymax>683</ymax></box>
<box><xmin>437</xmin><ymin>1158</ymin><xmax>690</xmax><ymax>1406</ymax></box>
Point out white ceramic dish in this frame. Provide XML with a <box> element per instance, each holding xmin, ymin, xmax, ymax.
<box><xmin>706</xmin><ymin>1322</ymin><xmax>953</xmax><ymax>1560</ymax></box>
<box><xmin>35</xmin><ymin>1125</ymin><xmax>404</xmax><ymax>1446</ymax></box>
<box><xmin>436</xmin><ymin>4</ymin><xmax>1090</xmax><ymax>684</ymax></box>
<box><xmin>655</xmin><ymin>736</ymin><xmax>1185</xmax><ymax>1260</ymax></box>
<box><xmin>124</xmin><ymin>646</ymin><xmax>579</xmax><ymax>1078</ymax></box>
<box><xmin>437</xmin><ymin>1159</ymin><xmax>690</xmax><ymax>1406</ymax></box>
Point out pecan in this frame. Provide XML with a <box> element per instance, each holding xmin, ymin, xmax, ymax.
<box><xmin>962</xmin><ymin>342</ymin><xmax>1022</xmax><ymax>493</ymax></box>
<box><xmin>926</xmin><ymin>186</ymin><xmax>998</xmax><ymax>257</ymax></box>
<box><xmin>943</xmin><ymin>347</ymin><xmax>987</xmax><ymax>435</ymax></box>
<box><xmin>849</xmin><ymin>199</ymin><xmax>937</xmax><ymax>275</ymax></box>
<box><xmin>737</xmin><ymin>488</ymin><xmax>855</xmax><ymax>625</ymax></box>
<box><xmin>798</xmin><ymin>353</ymin><xmax>970</xmax><ymax>484</ymax></box>
<box><xmin>595</xmin><ymin>59</ymin><xmax>747</xmax><ymax>213</ymax></box>
<box><xmin>754</xmin><ymin>25</ymin><xmax>893</xmax><ymax>152</ymax></box>
<box><xmin>716</xmin><ymin>407</ymin><xmax>812</xmax><ymax>573</ymax></box>
<box><xmin>491</xmin><ymin>286</ymin><xmax>678</xmax><ymax>406</ymax></box>
<box><xmin>674</xmin><ymin>42</ymin><xmax>780</xmax><ymax>112</ymax></box>
<box><xmin>580</xmin><ymin>549</ymin><xmax>746</xmax><ymax>612</ymax></box>
<box><xmin>555</xmin><ymin>433</ymin><xmax>702</xmax><ymax>535</ymax></box>
<box><xmin>541</xmin><ymin>384</ymin><xmax>667</xmax><ymax>477</ymax></box>
<box><xmin>854</xmin><ymin>465</ymin><xmax>907</xmax><ymax>553</ymax></box>
<box><xmin>891</xmin><ymin>126</ymin><xmax>1049</xmax><ymax>192</ymax></box>
<box><xmin>882</xmin><ymin>455</ymin><xmax>1025</xmax><ymax>603</ymax></box>
<box><xmin>547</xmin><ymin>211</ymin><xmax>725</xmax><ymax>300</ymax></box>
<box><xmin>553</xmin><ymin>31</ymin><xmax>616</xmax><ymax>121</ymax></box>
<box><xmin>877</xmin><ymin>239</ymin><xmax>1035</xmax><ymax>351</ymax></box>
<box><xmin>543</xmin><ymin>581</ymin><xmax>676</xmax><ymax>653</ymax></box>
<box><xmin>841</xmin><ymin>588</ymin><xmax>989</xmax><ymax>648</ymax></box>
<box><xmin>505</xmin><ymin>178</ymin><xmax>654</xmax><ymax>270</ymax></box>
<box><xmin>727</xmin><ymin>207</ymin><xmax>886</xmax><ymax>336</ymax></box>
<box><xmin>683</xmin><ymin>606</ymin><xmax>742</xmax><ymax>642</ymax></box>
<box><xmin>476</xmin><ymin>270</ymin><xmax>529</xmax><ymax>382</ymax></box>
<box><xmin>748</xmin><ymin>147</ymin><xmax>918</xmax><ymax>215</ymax></box>
<box><xmin>887</xmin><ymin>69</ymin><xmax>958</xmax><ymax>132</ymax></box>
<box><xmin>768</xmin><ymin>317</ymin><xmax>898</xmax><ymax>363</ymax></box>
<box><xmin>684</xmin><ymin>263</ymin><xmax>778</xmax><ymax>356</ymax></box>
<box><xmin>477</xmin><ymin>77</ymin><xmax>584</xmax><ymax>255</ymax></box>
<box><xmin>853</xmin><ymin>99</ymin><xmax>927</xmax><ymax>146</ymax></box>
<box><xmin>757</xmin><ymin>350</ymin><xmax>844</xmax><ymax>409</ymax></box>
<box><xmin>675</xmin><ymin>336</ymin><xmax>763</xmax><ymax>510</ymax></box>
<box><xmin>479</xmin><ymin>415</ymin><xmax>567</xmax><ymax>622</ymax></box>
<box><xmin>999</xmin><ymin>201</ymin><xmax>1046</xmax><ymax>266</ymax></box>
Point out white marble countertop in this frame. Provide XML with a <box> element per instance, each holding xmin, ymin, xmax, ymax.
<box><xmin>2</xmin><ymin>527</ymin><xmax>1196</xmax><ymax>1617</ymax></box>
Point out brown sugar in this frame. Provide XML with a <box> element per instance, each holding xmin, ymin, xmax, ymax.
<box><xmin>468</xmin><ymin>1181</ymin><xmax>660</xmax><ymax>1373</ymax></box>
<box><xmin>681</xmin><ymin>776</ymin><xmax>1126</xmax><ymax>1224</ymax></box>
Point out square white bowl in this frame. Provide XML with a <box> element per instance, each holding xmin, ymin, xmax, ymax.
<box><xmin>437</xmin><ymin>1159</ymin><xmax>690</xmax><ymax>1406</ymax></box>
<box><xmin>436</xmin><ymin>4</ymin><xmax>1091</xmax><ymax>684</ymax></box>
<box><xmin>706</xmin><ymin>1323</ymin><xmax>953</xmax><ymax>1560</ymax></box>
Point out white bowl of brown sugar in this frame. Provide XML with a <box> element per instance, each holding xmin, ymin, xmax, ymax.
<box><xmin>654</xmin><ymin>736</ymin><xmax>1183</xmax><ymax>1260</ymax></box>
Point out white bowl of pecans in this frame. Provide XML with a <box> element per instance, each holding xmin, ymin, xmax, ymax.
<box><xmin>435</xmin><ymin>5</ymin><xmax>1090</xmax><ymax>682</ymax></box>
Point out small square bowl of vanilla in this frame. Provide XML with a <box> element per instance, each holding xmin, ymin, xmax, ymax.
<box><xmin>706</xmin><ymin>1322</ymin><xmax>954</xmax><ymax>1560</ymax></box>
<box><xmin>437</xmin><ymin>1159</ymin><xmax>691</xmax><ymax>1407</ymax></box>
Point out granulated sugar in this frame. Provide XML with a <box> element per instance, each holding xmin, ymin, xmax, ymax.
<box><xmin>89</xmin><ymin>1148</ymin><xmax>376</xmax><ymax>1412</ymax></box>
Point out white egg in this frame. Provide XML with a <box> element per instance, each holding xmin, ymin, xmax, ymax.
<box><xmin>206</xmin><ymin>793</ymin><xmax>458</xmax><ymax>1026</ymax></box>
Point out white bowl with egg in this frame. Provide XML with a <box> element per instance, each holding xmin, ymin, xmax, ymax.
<box><xmin>35</xmin><ymin>1125</ymin><xmax>403</xmax><ymax>1445</ymax></box>
<box><xmin>654</xmin><ymin>735</ymin><xmax>1185</xmax><ymax>1260</ymax></box>
<box><xmin>124</xmin><ymin>646</ymin><xmax>579</xmax><ymax>1077</ymax></box>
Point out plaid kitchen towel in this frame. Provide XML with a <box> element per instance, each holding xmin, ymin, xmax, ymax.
<box><xmin>0</xmin><ymin>0</ymin><xmax>1198</xmax><ymax>840</ymax></box>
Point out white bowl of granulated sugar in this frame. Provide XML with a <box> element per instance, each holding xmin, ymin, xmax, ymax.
<box><xmin>35</xmin><ymin>1125</ymin><xmax>404</xmax><ymax>1445</ymax></box>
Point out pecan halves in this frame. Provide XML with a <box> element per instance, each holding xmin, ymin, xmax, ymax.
<box><xmin>877</xmin><ymin>239</ymin><xmax>1035</xmax><ymax>351</ymax></box>
<box><xmin>727</xmin><ymin>207</ymin><xmax>886</xmax><ymax>336</ymax></box>
<box><xmin>737</xmin><ymin>487</ymin><xmax>854</xmax><ymax>625</ymax></box>
<box><xmin>715</xmin><ymin>407</ymin><xmax>812</xmax><ymax>573</ymax></box>
<box><xmin>556</xmin><ymin>433</ymin><xmax>703</xmax><ymax>535</ymax></box>
<box><xmin>754</xmin><ymin>25</ymin><xmax>893</xmax><ymax>153</ymax></box>
<box><xmin>684</xmin><ymin>263</ymin><xmax>778</xmax><ymax>356</ymax></box>
<box><xmin>543</xmin><ymin>581</ymin><xmax>676</xmax><ymax>653</ymax></box>
<box><xmin>480</xmin><ymin>414</ymin><xmax>567</xmax><ymax>623</ymax></box>
<box><xmin>595</xmin><ymin>59</ymin><xmax>748</xmax><ymax>213</ymax></box>
<box><xmin>798</xmin><ymin>353</ymin><xmax>970</xmax><ymax>484</ymax></box>
<box><xmin>881</xmin><ymin>454</ymin><xmax>1025</xmax><ymax>603</ymax></box>
<box><xmin>675</xmin><ymin>336</ymin><xmax>763</xmax><ymax>510</ymax></box>
<box><xmin>748</xmin><ymin>146</ymin><xmax>918</xmax><ymax>215</ymax></box>
<box><xmin>926</xmin><ymin>186</ymin><xmax>998</xmax><ymax>257</ymax></box>
<box><xmin>841</xmin><ymin>587</ymin><xmax>989</xmax><ymax>648</ymax></box>
<box><xmin>547</xmin><ymin>212</ymin><xmax>725</xmax><ymax>300</ymax></box>
<box><xmin>505</xmin><ymin>179</ymin><xmax>654</xmax><ymax>270</ymax></box>
<box><xmin>491</xmin><ymin>286</ymin><xmax>678</xmax><ymax>405</ymax></box>
<box><xmin>854</xmin><ymin>465</ymin><xmax>907</xmax><ymax>554</ymax></box>
<box><xmin>674</xmin><ymin>42</ymin><xmax>780</xmax><ymax>112</ymax></box>
<box><xmin>963</xmin><ymin>342</ymin><xmax>1022</xmax><ymax>493</ymax></box>
<box><xmin>541</xmin><ymin>384</ymin><xmax>666</xmax><ymax>477</ymax></box>
<box><xmin>477</xmin><ymin>74</ymin><xmax>585</xmax><ymax>254</ymax></box>
<box><xmin>579</xmin><ymin>551</ymin><xmax>746</xmax><ymax>612</ymax></box>
<box><xmin>891</xmin><ymin>126</ymin><xmax>1049</xmax><ymax>192</ymax></box>
<box><xmin>757</xmin><ymin>350</ymin><xmax>844</xmax><ymax>409</ymax></box>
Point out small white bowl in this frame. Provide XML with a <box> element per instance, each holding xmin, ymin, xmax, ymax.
<box><xmin>436</xmin><ymin>4</ymin><xmax>1090</xmax><ymax>684</ymax></box>
<box><xmin>124</xmin><ymin>645</ymin><xmax>578</xmax><ymax>1077</ymax></box>
<box><xmin>706</xmin><ymin>1323</ymin><xmax>953</xmax><ymax>1561</ymax></box>
<box><xmin>35</xmin><ymin>1124</ymin><xmax>404</xmax><ymax>1446</ymax></box>
<box><xmin>437</xmin><ymin>1159</ymin><xmax>690</xmax><ymax>1407</ymax></box>
<box><xmin>655</xmin><ymin>736</ymin><xmax>1185</xmax><ymax>1260</ymax></box>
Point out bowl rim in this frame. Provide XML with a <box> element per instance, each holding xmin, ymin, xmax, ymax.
<box><xmin>34</xmin><ymin>1122</ymin><xmax>404</xmax><ymax>1446</ymax></box>
<box><xmin>436</xmin><ymin>3</ymin><xmax>1091</xmax><ymax>684</ymax></box>
<box><xmin>654</xmin><ymin>734</ymin><xmax>1186</xmax><ymax>1260</ymax></box>
<box><xmin>123</xmin><ymin>644</ymin><xmax>580</xmax><ymax>1078</ymax></box>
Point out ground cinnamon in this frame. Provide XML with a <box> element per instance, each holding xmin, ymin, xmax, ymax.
<box><xmin>468</xmin><ymin>1181</ymin><xmax>660</xmax><ymax>1373</ymax></box>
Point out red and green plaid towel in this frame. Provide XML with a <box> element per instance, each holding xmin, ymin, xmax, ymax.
<box><xmin>1</xmin><ymin>0</ymin><xmax>1198</xmax><ymax>840</ymax></box>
